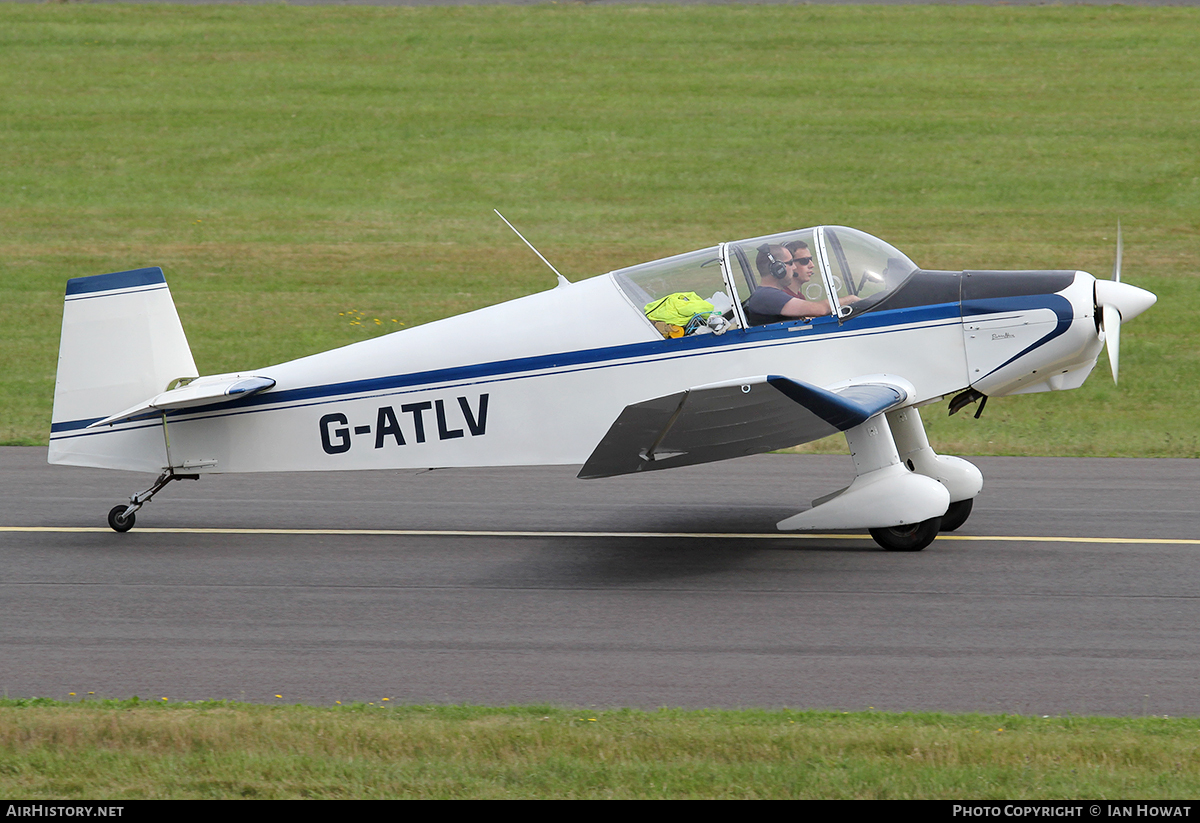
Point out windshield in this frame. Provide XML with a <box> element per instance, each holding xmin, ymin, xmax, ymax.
<box><xmin>819</xmin><ymin>226</ymin><xmax>919</xmax><ymax>304</ymax></box>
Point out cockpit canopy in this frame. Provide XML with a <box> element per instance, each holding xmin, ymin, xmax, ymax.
<box><xmin>611</xmin><ymin>226</ymin><xmax>926</xmax><ymax>337</ymax></box>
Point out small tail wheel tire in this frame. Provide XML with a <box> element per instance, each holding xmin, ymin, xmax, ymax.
<box><xmin>869</xmin><ymin>517</ymin><xmax>941</xmax><ymax>552</ymax></box>
<box><xmin>108</xmin><ymin>505</ymin><xmax>135</xmax><ymax>533</ymax></box>
<box><xmin>940</xmin><ymin>498</ymin><xmax>974</xmax><ymax>532</ymax></box>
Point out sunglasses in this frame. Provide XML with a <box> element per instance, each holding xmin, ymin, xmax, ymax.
<box><xmin>790</xmin><ymin>256</ymin><xmax>814</xmax><ymax>266</ymax></box>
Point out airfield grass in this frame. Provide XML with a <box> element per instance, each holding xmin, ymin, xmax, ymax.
<box><xmin>1</xmin><ymin>4</ymin><xmax>1198</xmax><ymax>455</ymax></box>
<box><xmin>4</xmin><ymin>699</ymin><xmax>1200</xmax><ymax>799</ymax></box>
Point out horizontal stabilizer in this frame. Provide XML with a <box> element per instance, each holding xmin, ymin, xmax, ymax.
<box><xmin>88</xmin><ymin>374</ymin><xmax>276</xmax><ymax>428</ymax></box>
<box><xmin>578</xmin><ymin>374</ymin><xmax>910</xmax><ymax>479</ymax></box>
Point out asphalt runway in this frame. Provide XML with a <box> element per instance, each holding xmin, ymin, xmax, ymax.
<box><xmin>3</xmin><ymin>447</ymin><xmax>1199</xmax><ymax>716</ymax></box>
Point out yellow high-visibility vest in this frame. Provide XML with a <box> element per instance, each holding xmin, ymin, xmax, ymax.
<box><xmin>644</xmin><ymin>292</ymin><xmax>715</xmax><ymax>327</ymax></box>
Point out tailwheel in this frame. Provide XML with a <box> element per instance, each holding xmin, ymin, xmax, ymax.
<box><xmin>107</xmin><ymin>505</ymin><xmax>135</xmax><ymax>533</ymax></box>
<box><xmin>869</xmin><ymin>517</ymin><xmax>941</xmax><ymax>552</ymax></box>
<box><xmin>940</xmin><ymin>498</ymin><xmax>974</xmax><ymax>532</ymax></box>
<box><xmin>104</xmin><ymin>468</ymin><xmax>199</xmax><ymax>533</ymax></box>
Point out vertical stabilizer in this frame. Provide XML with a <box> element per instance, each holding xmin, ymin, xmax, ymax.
<box><xmin>49</xmin><ymin>268</ymin><xmax>198</xmax><ymax>468</ymax></box>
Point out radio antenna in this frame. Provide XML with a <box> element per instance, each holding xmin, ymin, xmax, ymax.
<box><xmin>494</xmin><ymin>210</ymin><xmax>570</xmax><ymax>288</ymax></box>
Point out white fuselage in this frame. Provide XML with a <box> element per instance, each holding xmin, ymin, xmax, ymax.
<box><xmin>49</xmin><ymin>265</ymin><xmax>1106</xmax><ymax>476</ymax></box>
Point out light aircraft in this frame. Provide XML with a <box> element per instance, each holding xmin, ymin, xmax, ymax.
<box><xmin>49</xmin><ymin>222</ymin><xmax>1156</xmax><ymax>550</ymax></box>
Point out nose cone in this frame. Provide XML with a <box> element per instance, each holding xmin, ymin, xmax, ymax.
<box><xmin>1094</xmin><ymin>279</ymin><xmax>1157</xmax><ymax>322</ymax></box>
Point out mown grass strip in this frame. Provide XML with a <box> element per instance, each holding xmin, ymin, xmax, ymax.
<box><xmin>4</xmin><ymin>699</ymin><xmax>1200</xmax><ymax>799</ymax></box>
<box><xmin>2</xmin><ymin>5</ymin><xmax>1197</xmax><ymax>455</ymax></box>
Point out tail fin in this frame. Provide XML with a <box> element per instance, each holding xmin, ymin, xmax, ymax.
<box><xmin>49</xmin><ymin>267</ymin><xmax>198</xmax><ymax>468</ymax></box>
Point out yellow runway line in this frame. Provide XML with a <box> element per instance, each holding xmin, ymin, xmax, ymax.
<box><xmin>2</xmin><ymin>526</ymin><xmax>1198</xmax><ymax>545</ymax></box>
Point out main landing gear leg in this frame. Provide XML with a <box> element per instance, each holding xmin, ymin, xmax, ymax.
<box><xmin>106</xmin><ymin>468</ymin><xmax>200</xmax><ymax>533</ymax></box>
<box><xmin>885</xmin><ymin>407</ymin><xmax>983</xmax><ymax>532</ymax></box>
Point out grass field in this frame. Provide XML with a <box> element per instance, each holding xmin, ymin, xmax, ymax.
<box><xmin>2</xmin><ymin>3</ymin><xmax>1197</xmax><ymax>455</ymax></box>
<box><xmin>5</xmin><ymin>698</ymin><xmax>1200</xmax><ymax>799</ymax></box>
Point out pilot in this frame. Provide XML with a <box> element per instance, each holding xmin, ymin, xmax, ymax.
<box><xmin>745</xmin><ymin>243</ymin><xmax>858</xmax><ymax>326</ymax></box>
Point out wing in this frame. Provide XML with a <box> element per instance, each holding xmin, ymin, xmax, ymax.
<box><xmin>577</xmin><ymin>374</ymin><xmax>912</xmax><ymax>479</ymax></box>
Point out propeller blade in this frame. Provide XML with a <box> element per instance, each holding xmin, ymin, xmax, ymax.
<box><xmin>1103</xmin><ymin>303</ymin><xmax>1121</xmax><ymax>384</ymax></box>
<box><xmin>1095</xmin><ymin>226</ymin><xmax>1154</xmax><ymax>387</ymax></box>
<box><xmin>1112</xmin><ymin>220</ymin><xmax>1123</xmax><ymax>283</ymax></box>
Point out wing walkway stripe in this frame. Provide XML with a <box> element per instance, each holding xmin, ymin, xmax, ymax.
<box><xmin>2</xmin><ymin>526</ymin><xmax>1196</xmax><ymax>545</ymax></box>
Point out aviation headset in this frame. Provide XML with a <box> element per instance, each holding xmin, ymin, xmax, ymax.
<box><xmin>757</xmin><ymin>244</ymin><xmax>790</xmax><ymax>280</ymax></box>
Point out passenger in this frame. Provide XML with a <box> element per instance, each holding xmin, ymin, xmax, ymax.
<box><xmin>744</xmin><ymin>243</ymin><xmax>859</xmax><ymax>326</ymax></box>
<box><xmin>783</xmin><ymin>241</ymin><xmax>817</xmax><ymax>298</ymax></box>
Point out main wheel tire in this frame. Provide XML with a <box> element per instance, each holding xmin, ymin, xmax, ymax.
<box><xmin>107</xmin><ymin>505</ymin><xmax>135</xmax><ymax>533</ymax></box>
<box><xmin>940</xmin><ymin>498</ymin><xmax>974</xmax><ymax>532</ymax></box>
<box><xmin>869</xmin><ymin>516</ymin><xmax>941</xmax><ymax>552</ymax></box>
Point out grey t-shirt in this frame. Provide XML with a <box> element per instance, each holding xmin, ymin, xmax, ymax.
<box><xmin>744</xmin><ymin>286</ymin><xmax>795</xmax><ymax>326</ymax></box>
